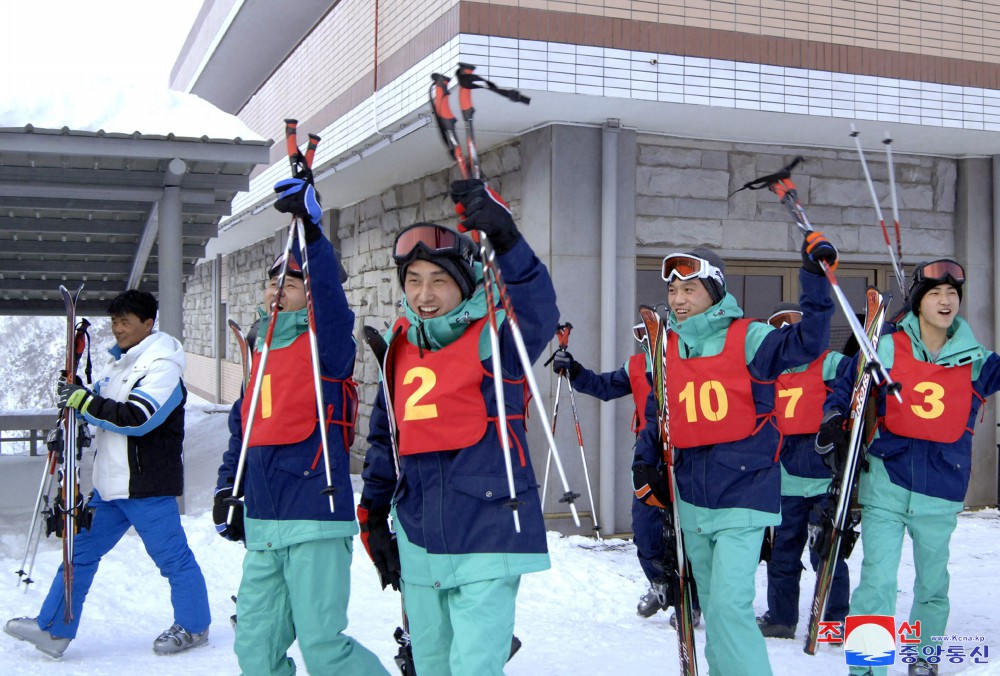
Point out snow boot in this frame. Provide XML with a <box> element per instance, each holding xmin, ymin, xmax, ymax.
<box><xmin>756</xmin><ymin>613</ymin><xmax>796</xmax><ymax>639</ymax></box>
<box><xmin>4</xmin><ymin>617</ymin><xmax>71</xmax><ymax>658</ymax></box>
<box><xmin>152</xmin><ymin>623</ymin><xmax>209</xmax><ymax>655</ymax></box>
<box><xmin>909</xmin><ymin>659</ymin><xmax>938</xmax><ymax>676</ymax></box>
<box><xmin>637</xmin><ymin>583</ymin><xmax>666</xmax><ymax>618</ymax></box>
<box><xmin>668</xmin><ymin>607</ymin><xmax>702</xmax><ymax>629</ymax></box>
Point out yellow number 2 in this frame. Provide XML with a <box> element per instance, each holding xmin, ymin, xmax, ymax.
<box><xmin>403</xmin><ymin>367</ymin><xmax>439</xmax><ymax>421</ymax></box>
<box><xmin>910</xmin><ymin>381</ymin><xmax>945</xmax><ymax>419</ymax></box>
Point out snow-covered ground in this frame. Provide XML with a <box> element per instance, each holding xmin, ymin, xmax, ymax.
<box><xmin>2</xmin><ymin>398</ymin><xmax>999</xmax><ymax>675</ymax></box>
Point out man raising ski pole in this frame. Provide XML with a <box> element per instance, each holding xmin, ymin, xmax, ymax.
<box><xmin>632</xmin><ymin>239</ymin><xmax>836</xmax><ymax>675</ymax></box>
<box><xmin>359</xmin><ymin>183</ymin><xmax>558</xmax><ymax>674</ymax></box>
<box><xmin>214</xmin><ymin>122</ymin><xmax>385</xmax><ymax>675</ymax></box>
<box><xmin>819</xmin><ymin>260</ymin><xmax>1000</xmax><ymax>676</ymax></box>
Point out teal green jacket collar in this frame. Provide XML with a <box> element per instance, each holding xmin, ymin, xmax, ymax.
<box><xmin>255</xmin><ymin>306</ymin><xmax>308</xmax><ymax>350</ymax></box>
<box><xmin>669</xmin><ymin>292</ymin><xmax>744</xmax><ymax>355</ymax></box>
<box><xmin>897</xmin><ymin>313</ymin><xmax>986</xmax><ymax>372</ymax></box>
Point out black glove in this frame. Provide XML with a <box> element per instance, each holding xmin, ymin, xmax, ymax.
<box><xmin>213</xmin><ymin>487</ymin><xmax>245</xmax><ymax>542</ymax></box>
<box><xmin>274</xmin><ymin>177</ymin><xmax>323</xmax><ymax>241</ymax></box>
<box><xmin>57</xmin><ymin>381</ymin><xmax>95</xmax><ymax>414</ymax></box>
<box><xmin>551</xmin><ymin>349</ymin><xmax>582</xmax><ymax>380</ymax></box>
<box><xmin>632</xmin><ymin>464</ymin><xmax>671</xmax><ymax>508</ymax></box>
<box><xmin>801</xmin><ymin>231</ymin><xmax>838</xmax><ymax>275</ymax></box>
<box><xmin>450</xmin><ymin>179</ymin><xmax>520</xmax><ymax>255</ymax></box>
<box><xmin>815</xmin><ymin>411</ymin><xmax>849</xmax><ymax>475</ymax></box>
<box><xmin>357</xmin><ymin>501</ymin><xmax>401</xmax><ymax>591</ymax></box>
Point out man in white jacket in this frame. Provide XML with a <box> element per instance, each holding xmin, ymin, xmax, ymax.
<box><xmin>5</xmin><ymin>290</ymin><xmax>210</xmax><ymax>659</ymax></box>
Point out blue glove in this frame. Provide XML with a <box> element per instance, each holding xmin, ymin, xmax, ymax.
<box><xmin>450</xmin><ymin>179</ymin><xmax>520</xmax><ymax>255</ymax></box>
<box><xmin>274</xmin><ymin>177</ymin><xmax>323</xmax><ymax>239</ymax></box>
<box><xmin>58</xmin><ymin>381</ymin><xmax>94</xmax><ymax>414</ymax></box>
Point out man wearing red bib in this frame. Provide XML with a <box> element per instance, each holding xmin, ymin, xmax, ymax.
<box><xmin>633</xmin><ymin>240</ymin><xmax>836</xmax><ymax>676</ymax></box>
<box><xmin>359</xmin><ymin>178</ymin><xmax>558</xmax><ymax>675</ymax></box>
<box><xmin>820</xmin><ymin>260</ymin><xmax>1000</xmax><ymax>676</ymax></box>
<box><xmin>756</xmin><ymin>304</ymin><xmax>852</xmax><ymax>640</ymax></box>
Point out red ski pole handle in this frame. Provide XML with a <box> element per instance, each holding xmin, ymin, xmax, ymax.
<box><xmin>430</xmin><ymin>73</ymin><xmax>469</xmax><ymax>178</ymax></box>
<box><xmin>284</xmin><ymin>119</ymin><xmax>300</xmax><ymax>174</ymax></box>
<box><xmin>305</xmin><ymin>133</ymin><xmax>321</xmax><ymax>170</ymax></box>
<box><xmin>769</xmin><ymin>177</ymin><xmax>797</xmax><ymax>203</ymax></box>
<box><xmin>555</xmin><ymin>322</ymin><xmax>573</xmax><ymax>350</ymax></box>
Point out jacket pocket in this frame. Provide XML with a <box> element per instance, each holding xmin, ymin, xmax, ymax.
<box><xmin>714</xmin><ymin>450</ymin><xmax>776</xmax><ymax>473</ymax></box>
<box><xmin>452</xmin><ymin>472</ymin><xmax>529</xmax><ymax>502</ymax></box>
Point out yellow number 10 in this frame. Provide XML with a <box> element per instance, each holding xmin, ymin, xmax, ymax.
<box><xmin>678</xmin><ymin>381</ymin><xmax>729</xmax><ymax>423</ymax></box>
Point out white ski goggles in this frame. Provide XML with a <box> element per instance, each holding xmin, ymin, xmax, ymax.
<box><xmin>632</xmin><ymin>323</ymin><xmax>647</xmax><ymax>343</ymax></box>
<box><xmin>661</xmin><ymin>253</ymin><xmax>725</xmax><ymax>289</ymax></box>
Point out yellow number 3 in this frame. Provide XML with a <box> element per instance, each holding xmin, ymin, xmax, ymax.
<box><xmin>910</xmin><ymin>381</ymin><xmax>945</xmax><ymax>419</ymax></box>
<box><xmin>403</xmin><ymin>367</ymin><xmax>439</xmax><ymax>421</ymax></box>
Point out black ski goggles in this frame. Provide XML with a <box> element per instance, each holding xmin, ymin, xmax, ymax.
<box><xmin>393</xmin><ymin>223</ymin><xmax>474</xmax><ymax>266</ymax></box>
<box><xmin>912</xmin><ymin>259</ymin><xmax>965</xmax><ymax>287</ymax></box>
<box><xmin>767</xmin><ymin>310</ymin><xmax>802</xmax><ymax>329</ymax></box>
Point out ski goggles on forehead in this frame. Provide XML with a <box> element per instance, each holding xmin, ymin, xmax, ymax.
<box><xmin>632</xmin><ymin>323</ymin><xmax>647</xmax><ymax>343</ymax></box>
<box><xmin>913</xmin><ymin>259</ymin><xmax>965</xmax><ymax>286</ymax></box>
<box><xmin>767</xmin><ymin>310</ymin><xmax>802</xmax><ymax>329</ymax></box>
<box><xmin>393</xmin><ymin>224</ymin><xmax>467</xmax><ymax>264</ymax></box>
<box><xmin>267</xmin><ymin>253</ymin><xmax>303</xmax><ymax>279</ymax></box>
<box><xmin>661</xmin><ymin>253</ymin><xmax>723</xmax><ymax>285</ymax></box>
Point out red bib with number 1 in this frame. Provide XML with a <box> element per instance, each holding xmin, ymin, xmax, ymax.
<box><xmin>884</xmin><ymin>333</ymin><xmax>971</xmax><ymax>443</ymax></box>
<box><xmin>391</xmin><ymin>317</ymin><xmax>489</xmax><ymax>455</ymax></box>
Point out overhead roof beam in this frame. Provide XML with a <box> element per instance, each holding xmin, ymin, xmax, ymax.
<box><xmin>0</xmin><ymin>165</ymin><xmax>251</xmax><ymax>192</ymax></box>
<box><xmin>0</xmin><ymin>183</ymin><xmax>216</xmax><ymax>204</ymax></box>
<box><xmin>0</xmin><ymin>217</ymin><xmax>216</xmax><ymax>238</ymax></box>
<box><xmin>0</xmin><ymin>196</ymin><xmax>232</xmax><ymax>216</ymax></box>
<box><xmin>0</xmin><ymin>258</ymin><xmax>195</xmax><ymax>276</ymax></box>
<box><xmin>0</xmin><ymin>132</ymin><xmax>268</xmax><ymax>164</ymax></box>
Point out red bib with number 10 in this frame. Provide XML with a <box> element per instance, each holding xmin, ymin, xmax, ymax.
<box><xmin>884</xmin><ymin>333</ymin><xmax>971</xmax><ymax>443</ymax></box>
<box><xmin>665</xmin><ymin>319</ymin><xmax>757</xmax><ymax>448</ymax></box>
<box><xmin>391</xmin><ymin>317</ymin><xmax>489</xmax><ymax>455</ymax></box>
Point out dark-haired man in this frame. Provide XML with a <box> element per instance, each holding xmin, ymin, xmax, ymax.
<box><xmin>5</xmin><ymin>289</ymin><xmax>210</xmax><ymax>659</ymax></box>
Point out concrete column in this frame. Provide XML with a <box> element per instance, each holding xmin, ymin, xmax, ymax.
<box><xmin>158</xmin><ymin>158</ymin><xmax>186</xmax><ymax>342</ymax></box>
<box><xmin>954</xmin><ymin>157</ymin><xmax>996</xmax><ymax>507</ymax></box>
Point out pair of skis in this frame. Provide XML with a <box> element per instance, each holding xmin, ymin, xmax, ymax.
<box><xmin>16</xmin><ymin>285</ymin><xmax>93</xmax><ymax>625</ymax></box>
<box><xmin>225</xmin><ymin>119</ymin><xmax>337</xmax><ymax>529</ymax></box>
<box><xmin>429</xmin><ymin>62</ymin><xmax>582</xmax><ymax>531</ymax></box>
<box><xmin>638</xmin><ymin>305</ymin><xmax>699</xmax><ymax>676</ymax></box>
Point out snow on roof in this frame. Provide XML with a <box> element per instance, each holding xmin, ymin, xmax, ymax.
<box><xmin>0</xmin><ymin>77</ymin><xmax>264</xmax><ymax>141</ymax></box>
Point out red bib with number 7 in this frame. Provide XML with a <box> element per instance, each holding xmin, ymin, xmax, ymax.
<box><xmin>666</xmin><ymin>319</ymin><xmax>757</xmax><ymax>448</ymax></box>
<box><xmin>773</xmin><ymin>352</ymin><xmax>829</xmax><ymax>435</ymax></box>
<box><xmin>884</xmin><ymin>333</ymin><xmax>971</xmax><ymax>443</ymax></box>
<box><xmin>391</xmin><ymin>317</ymin><xmax>489</xmax><ymax>455</ymax></box>
<box><xmin>628</xmin><ymin>353</ymin><xmax>652</xmax><ymax>434</ymax></box>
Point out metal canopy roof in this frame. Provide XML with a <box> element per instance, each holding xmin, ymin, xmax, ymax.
<box><xmin>0</xmin><ymin>126</ymin><xmax>271</xmax><ymax>315</ymax></box>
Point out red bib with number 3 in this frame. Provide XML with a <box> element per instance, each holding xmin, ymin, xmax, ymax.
<box><xmin>241</xmin><ymin>333</ymin><xmax>317</xmax><ymax>446</ymax></box>
<box><xmin>666</xmin><ymin>319</ymin><xmax>757</xmax><ymax>448</ymax></box>
<box><xmin>884</xmin><ymin>333</ymin><xmax>971</xmax><ymax>443</ymax></box>
<box><xmin>774</xmin><ymin>352</ymin><xmax>829</xmax><ymax>435</ymax></box>
<box><xmin>391</xmin><ymin>317</ymin><xmax>489</xmax><ymax>455</ymax></box>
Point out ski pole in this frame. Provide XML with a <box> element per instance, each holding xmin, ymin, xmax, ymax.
<box><xmin>849</xmin><ymin>126</ymin><xmax>905</xmax><ymax>296</ymax></box>
<box><xmin>539</xmin><ymin>323</ymin><xmax>572</xmax><ymax>507</ymax></box>
<box><xmin>16</xmin><ymin>447</ymin><xmax>58</xmax><ymax>589</ymax></box>
<box><xmin>736</xmin><ymin>158</ymin><xmax>902</xmax><ymax>403</ymax></box>
<box><xmin>882</xmin><ymin>131</ymin><xmax>906</xmax><ymax>290</ymax></box>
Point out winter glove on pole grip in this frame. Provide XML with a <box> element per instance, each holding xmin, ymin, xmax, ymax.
<box><xmin>450</xmin><ymin>179</ymin><xmax>520</xmax><ymax>254</ymax></box>
<box><xmin>213</xmin><ymin>487</ymin><xmax>245</xmax><ymax>542</ymax></box>
<box><xmin>815</xmin><ymin>410</ymin><xmax>849</xmax><ymax>475</ymax></box>
<box><xmin>274</xmin><ymin>177</ymin><xmax>324</xmax><ymax>242</ymax></box>
<box><xmin>632</xmin><ymin>464</ymin><xmax>670</xmax><ymax>509</ymax></box>
<box><xmin>801</xmin><ymin>231</ymin><xmax>839</xmax><ymax>274</ymax></box>
<box><xmin>357</xmin><ymin>502</ymin><xmax>401</xmax><ymax>591</ymax></box>
<box><xmin>551</xmin><ymin>349</ymin><xmax>582</xmax><ymax>380</ymax></box>
<box><xmin>57</xmin><ymin>381</ymin><xmax>94</xmax><ymax>414</ymax></box>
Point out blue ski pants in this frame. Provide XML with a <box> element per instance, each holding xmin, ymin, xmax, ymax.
<box><xmin>36</xmin><ymin>489</ymin><xmax>210</xmax><ymax>640</ymax></box>
<box><xmin>403</xmin><ymin>575</ymin><xmax>520</xmax><ymax>676</ymax></box>
<box><xmin>848</xmin><ymin>505</ymin><xmax>957</xmax><ymax>676</ymax></box>
<box><xmin>234</xmin><ymin>536</ymin><xmax>387</xmax><ymax>676</ymax></box>
<box><xmin>685</xmin><ymin>525</ymin><xmax>773</xmax><ymax>676</ymax></box>
<box><xmin>765</xmin><ymin>493</ymin><xmax>850</xmax><ymax>626</ymax></box>
<box><xmin>632</xmin><ymin>496</ymin><xmax>666</xmax><ymax>584</ymax></box>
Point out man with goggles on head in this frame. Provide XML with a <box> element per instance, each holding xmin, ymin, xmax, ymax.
<box><xmin>756</xmin><ymin>303</ymin><xmax>852</xmax><ymax>641</ymax></box>
<box><xmin>632</xmin><ymin>236</ymin><xmax>837</xmax><ymax>676</ymax></box>
<box><xmin>359</xmin><ymin>178</ymin><xmax>558</xmax><ymax>675</ymax></box>
<box><xmin>819</xmin><ymin>258</ymin><xmax>1000</xmax><ymax>676</ymax></box>
<box><xmin>551</xmin><ymin>317</ymin><xmax>701</xmax><ymax>627</ymax></box>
